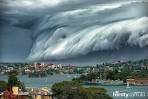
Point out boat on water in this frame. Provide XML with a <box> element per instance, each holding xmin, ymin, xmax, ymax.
<box><xmin>83</xmin><ymin>80</ymin><xmax>125</xmax><ymax>86</ymax></box>
<box><xmin>83</xmin><ymin>81</ymin><xmax>100</xmax><ymax>85</ymax></box>
<box><xmin>126</xmin><ymin>83</ymin><xmax>130</xmax><ymax>88</ymax></box>
<box><xmin>100</xmin><ymin>80</ymin><xmax>125</xmax><ymax>86</ymax></box>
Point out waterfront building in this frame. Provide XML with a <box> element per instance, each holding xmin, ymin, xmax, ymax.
<box><xmin>127</xmin><ymin>79</ymin><xmax>148</xmax><ymax>85</ymax></box>
<box><xmin>12</xmin><ymin>86</ymin><xmax>19</xmax><ymax>95</ymax></box>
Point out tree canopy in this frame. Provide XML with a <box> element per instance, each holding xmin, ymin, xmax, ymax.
<box><xmin>0</xmin><ymin>80</ymin><xmax>8</xmax><ymax>92</ymax></box>
<box><xmin>52</xmin><ymin>81</ymin><xmax>112</xmax><ymax>99</ymax></box>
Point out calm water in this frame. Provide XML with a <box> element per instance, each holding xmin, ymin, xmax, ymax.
<box><xmin>0</xmin><ymin>74</ymin><xmax>79</xmax><ymax>88</ymax></box>
<box><xmin>0</xmin><ymin>74</ymin><xmax>148</xmax><ymax>99</ymax></box>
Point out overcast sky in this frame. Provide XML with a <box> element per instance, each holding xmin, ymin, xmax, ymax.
<box><xmin>0</xmin><ymin>0</ymin><xmax>148</xmax><ymax>65</ymax></box>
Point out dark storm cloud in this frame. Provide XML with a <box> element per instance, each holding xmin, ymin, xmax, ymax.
<box><xmin>0</xmin><ymin>26</ymin><xmax>32</xmax><ymax>62</ymax></box>
<box><xmin>0</xmin><ymin>0</ymin><xmax>148</xmax><ymax>63</ymax></box>
<box><xmin>27</xmin><ymin>0</ymin><xmax>148</xmax><ymax>61</ymax></box>
<box><xmin>0</xmin><ymin>0</ymin><xmax>133</xmax><ymax>26</ymax></box>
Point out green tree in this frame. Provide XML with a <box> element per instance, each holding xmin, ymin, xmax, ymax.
<box><xmin>8</xmin><ymin>70</ymin><xmax>19</xmax><ymax>87</ymax></box>
<box><xmin>8</xmin><ymin>70</ymin><xmax>26</xmax><ymax>91</ymax></box>
<box><xmin>0</xmin><ymin>81</ymin><xmax>8</xmax><ymax>91</ymax></box>
<box><xmin>52</xmin><ymin>81</ymin><xmax>112</xmax><ymax>99</ymax></box>
<box><xmin>77</xmin><ymin>72</ymin><xmax>100</xmax><ymax>81</ymax></box>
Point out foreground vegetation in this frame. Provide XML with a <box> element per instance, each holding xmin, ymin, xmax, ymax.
<box><xmin>0</xmin><ymin>70</ymin><xmax>26</xmax><ymax>92</ymax></box>
<box><xmin>73</xmin><ymin>69</ymin><xmax>148</xmax><ymax>83</ymax></box>
<box><xmin>52</xmin><ymin>81</ymin><xmax>112</xmax><ymax>99</ymax></box>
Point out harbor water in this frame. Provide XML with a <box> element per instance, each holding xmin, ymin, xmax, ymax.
<box><xmin>0</xmin><ymin>74</ymin><xmax>148</xmax><ymax>99</ymax></box>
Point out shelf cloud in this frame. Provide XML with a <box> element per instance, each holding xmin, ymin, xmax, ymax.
<box><xmin>1</xmin><ymin>0</ymin><xmax>148</xmax><ymax>63</ymax></box>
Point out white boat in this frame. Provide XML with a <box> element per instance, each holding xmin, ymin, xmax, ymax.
<box><xmin>126</xmin><ymin>83</ymin><xmax>130</xmax><ymax>88</ymax></box>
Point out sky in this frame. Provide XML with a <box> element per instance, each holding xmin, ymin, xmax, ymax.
<box><xmin>0</xmin><ymin>0</ymin><xmax>148</xmax><ymax>65</ymax></box>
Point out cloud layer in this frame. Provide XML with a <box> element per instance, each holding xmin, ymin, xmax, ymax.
<box><xmin>27</xmin><ymin>0</ymin><xmax>148</xmax><ymax>61</ymax></box>
<box><xmin>1</xmin><ymin>0</ymin><xmax>148</xmax><ymax>63</ymax></box>
<box><xmin>28</xmin><ymin>17</ymin><xmax>148</xmax><ymax>61</ymax></box>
